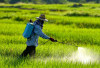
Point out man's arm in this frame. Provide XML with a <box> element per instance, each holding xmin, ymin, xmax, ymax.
<box><xmin>34</xmin><ymin>25</ymin><xmax>50</xmax><ymax>39</ymax></box>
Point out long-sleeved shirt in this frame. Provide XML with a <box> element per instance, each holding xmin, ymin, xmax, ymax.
<box><xmin>26</xmin><ymin>22</ymin><xmax>50</xmax><ymax>46</ymax></box>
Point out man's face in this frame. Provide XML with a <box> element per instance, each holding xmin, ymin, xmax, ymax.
<box><xmin>38</xmin><ymin>19</ymin><xmax>44</xmax><ymax>24</ymax></box>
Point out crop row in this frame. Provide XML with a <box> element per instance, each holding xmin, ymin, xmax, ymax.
<box><xmin>0</xmin><ymin>24</ymin><xmax>100</xmax><ymax>45</ymax></box>
<box><xmin>0</xmin><ymin>13</ymin><xmax>100</xmax><ymax>28</ymax></box>
<box><xmin>0</xmin><ymin>4</ymin><xmax>100</xmax><ymax>10</ymax></box>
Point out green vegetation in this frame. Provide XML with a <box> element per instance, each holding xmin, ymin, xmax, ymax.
<box><xmin>0</xmin><ymin>4</ymin><xmax>100</xmax><ymax>68</ymax></box>
<box><xmin>0</xmin><ymin>0</ymin><xmax>100</xmax><ymax>4</ymax></box>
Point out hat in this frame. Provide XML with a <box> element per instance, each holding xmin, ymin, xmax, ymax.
<box><xmin>36</xmin><ymin>14</ymin><xmax>48</xmax><ymax>22</ymax></box>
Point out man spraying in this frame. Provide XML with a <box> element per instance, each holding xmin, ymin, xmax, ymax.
<box><xmin>21</xmin><ymin>14</ymin><xmax>56</xmax><ymax>57</ymax></box>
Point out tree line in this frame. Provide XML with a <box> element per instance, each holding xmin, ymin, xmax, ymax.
<box><xmin>0</xmin><ymin>0</ymin><xmax>100</xmax><ymax>4</ymax></box>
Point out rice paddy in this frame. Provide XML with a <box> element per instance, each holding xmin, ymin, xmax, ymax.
<box><xmin>0</xmin><ymin>3</ymin><xmax>100</xmax><ymax>68</ymax></box>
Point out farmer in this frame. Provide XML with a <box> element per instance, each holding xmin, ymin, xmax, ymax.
<box><xmin>21</xmin><ymin>14</ymin><xmax>56</xmax><ymax>57</ymax></box>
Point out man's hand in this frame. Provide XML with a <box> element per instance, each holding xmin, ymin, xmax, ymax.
<box><xmin>49</xmin><ymin>37</ymin><xmax>57</xmax><ymax>42</ymax></box>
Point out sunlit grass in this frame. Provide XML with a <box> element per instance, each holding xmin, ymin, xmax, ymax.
<box><xmin>0</xmin><ymin>3</ymin><xmax>100</xmax><ymax>68</ymax></box>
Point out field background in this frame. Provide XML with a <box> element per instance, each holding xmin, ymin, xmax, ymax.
<box><xmin>0</xmin><ymin>3</ymin><xmax>100</xmax><ymax>68</ymax></box>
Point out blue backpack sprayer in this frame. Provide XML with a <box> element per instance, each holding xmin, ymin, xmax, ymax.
<box><xmin>23</xmin><ymin>22</ymin><xmax>34</xmax><ymax>38</ymax></box>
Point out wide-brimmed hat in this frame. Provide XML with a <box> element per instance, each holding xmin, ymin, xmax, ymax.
<box><xmin>36</xmin><ymin>14</ymin><xmax>48</xmax><ymax>22</ymax></box>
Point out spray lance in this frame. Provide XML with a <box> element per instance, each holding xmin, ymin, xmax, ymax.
<box><xmin>53</xmin><ymin>40</ymin><xmax>78</xmax><ymax>47</ymax></box>
<box><xmin>40</xmin><ymin>39</ymin><xmax>78</xmax><ymax>47</ymax></box>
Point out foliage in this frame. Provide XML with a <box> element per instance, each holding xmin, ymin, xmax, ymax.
<box><xmin>0</xmin><ymin>4</ymin><xmax>100</xmax><ymax>68</ymax></box>
<box><xmin>0</xmin><ymin>0</ymin><xmax>100</xmax><ymax>4</ymax></box>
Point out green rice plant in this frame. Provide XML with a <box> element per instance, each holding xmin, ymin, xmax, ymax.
<box><xmin>0</xmin><ymin>4</ymin><xmax>100</xmax><ymax>68</ymax></box>
<box><xmin>0</xmin><ymin>43</ymin><xmax>99</xmax><ymax>68</ymax></box>
<box><xmin>1</xmin><ymin>12</ymin><xmax>100</xmax><ymax>28</ymax></box>
<box><xmin>0</xmin><ymin>4</ymin><xmax>100</xmax><ymax>28</ymax></box>
<box><xmin>0</xmin><ymin>24</ymin><xmax>100</xmax><ymax>45</ymax></box>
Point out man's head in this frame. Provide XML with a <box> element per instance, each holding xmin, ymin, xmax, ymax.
<box><xmin>36</xmin><ymin>14</ymin><xmax>48</xmax><ymax>22</ymax></box>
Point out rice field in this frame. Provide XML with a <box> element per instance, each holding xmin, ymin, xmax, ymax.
<box><xmin>0</xmin><ymin>3</ymin><xmax>100</xmax><ymax>68</ymax></box>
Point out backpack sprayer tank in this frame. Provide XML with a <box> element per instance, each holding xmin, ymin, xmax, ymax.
<box><xmin>23</xmin><ymin>23</ymin><xmax>34</xmax><ymax>38</ymax></box>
